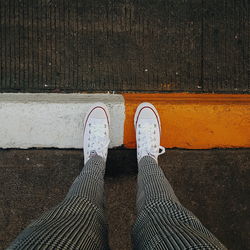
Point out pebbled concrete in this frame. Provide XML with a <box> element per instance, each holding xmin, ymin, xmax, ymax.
<box><xmin>0</xmin><ymin>149</ymin><xmax>249</xmax><ymax>250</ymax></box>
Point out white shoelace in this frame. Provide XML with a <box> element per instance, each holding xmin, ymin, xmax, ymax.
<box><xmin>138</xmin><ymin>122</ymin><xmax>165</xmax><ymax>160</ymax></box>
<box><xmin>87</xmin><ymin>121</ymin><xmax>110</xmax><ymax>159</ymax></box>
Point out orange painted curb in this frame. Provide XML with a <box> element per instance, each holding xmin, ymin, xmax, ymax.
<box><xmin>123</xmin><ymin>93</ymin><xmax>250</xmax><ymax>149</ymax></box>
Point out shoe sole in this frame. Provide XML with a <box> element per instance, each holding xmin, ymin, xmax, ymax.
<box><xmin>134</xmin><ymin>102</ymin><xmax>161</xmax><ymax>134</ymax></box>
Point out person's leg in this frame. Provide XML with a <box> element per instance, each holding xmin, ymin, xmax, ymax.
<box><xmin>132</xmin><ymin>103</ymin><xmax>226</xmax><ymax>250</ymax></box>
<box><xmin>8</xmin><ymin>103</ymin><xmax>111</xmax><ymax>250</ymax></box>
<box><xmin>8</xmin><ymin>155</ymin><xmax>109</xmax><ymax>250</ymax></box>
<box><xmin>133</xmin><ymin>156</ymin><xmax>226</xmax><ymax>250</ymax></box>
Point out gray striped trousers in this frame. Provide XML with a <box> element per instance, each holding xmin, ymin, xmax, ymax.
<box><xmin>8</xmin><ymin>155</ymin><xmax>226</xmax><ymax>250</ymax></box>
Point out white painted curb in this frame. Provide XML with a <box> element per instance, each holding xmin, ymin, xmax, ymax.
<box><xmin>0</xmin><ymin>93</ymin><xmax>125</xmax><ymax>149</ymax></box>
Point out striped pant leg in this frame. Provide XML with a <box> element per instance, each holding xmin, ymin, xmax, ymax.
<box><xmin>8</xmin><ymin>155</ymin><xmax>109</xmax><ymax>250</ymax></box>
<box><xmin>132</xmin><ymin>156</ymin><xmax>227</xmax><ymax>250</ymax></box>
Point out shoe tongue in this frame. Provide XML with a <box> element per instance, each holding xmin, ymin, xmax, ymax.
<box><xmin>147</xmin><ymin>152</ymin><xmax>157</xmax><ymax>161</ymax></box>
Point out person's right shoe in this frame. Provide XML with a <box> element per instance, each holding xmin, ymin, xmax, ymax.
<box><xmin>134</xmin><ymin>102</ymin><xmax>165</xmax><ymax>163</ymax></box>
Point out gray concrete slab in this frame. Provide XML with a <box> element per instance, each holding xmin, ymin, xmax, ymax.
<box><xmin>0</xmin><ymin>149</ymin><xmax>249</xmax><ymax>250</ymax></box>
<box><xmin>0</xmin><ymin>1</ymin><xmax>249</xmax><ymax>93</ymax></box>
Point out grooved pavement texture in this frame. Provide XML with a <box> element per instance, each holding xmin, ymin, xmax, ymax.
<box><xmin>0</xmin><ymin>0</ymin><xmax>249</xmax><ymax>93</ymax></box>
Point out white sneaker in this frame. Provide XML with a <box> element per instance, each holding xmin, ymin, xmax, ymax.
<box><xmin>134</xmin><ymin>102</ymin><xmax>165</xmax><ymax>163</ymax></box>
<box><xmin>83</xmin><ymin>103</ymin><xmax>110</xmax><ymax>164</ymax></box>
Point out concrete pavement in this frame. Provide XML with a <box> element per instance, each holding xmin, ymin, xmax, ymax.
<box><xmin>0</xmin><ymin>149</ymin><xmax>249</xmax><ymax>250</ymax></box>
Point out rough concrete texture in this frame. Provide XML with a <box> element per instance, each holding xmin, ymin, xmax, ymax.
<box><xmin>1</xmin><ymin>1</ymin><xmax>249</xmax><ymax>93</ymax></box>
<box><xmin>0</xmin><ymin>149</ymin><xmax>249</xmax><ymax>250</ymax></box>
<box><xmin>123</xmin><ymin>93</ymin><xmax>250</xmax><ymax>149</ymax></box>
<box><xmin>0</xmin><ymin>93</ymin><xmax>125</xmax><ymax>148</ymax></box>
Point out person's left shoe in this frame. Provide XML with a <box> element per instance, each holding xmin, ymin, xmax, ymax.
<box><xmin>83</xmin><ymin>103</ymin><xmax>110</xmax><ymax>164</ymax></box>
